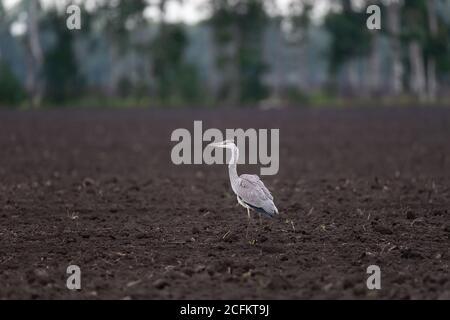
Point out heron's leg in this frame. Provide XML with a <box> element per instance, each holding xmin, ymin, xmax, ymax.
<box><xmin>246</xmin><ymin>207</ymin><xmax>251</xmax><ymax>238</ymax></box>
<box><xmin>258</xmin><ymin>213</ymin><xmax>262</xmax><ymax>226</ymax></box>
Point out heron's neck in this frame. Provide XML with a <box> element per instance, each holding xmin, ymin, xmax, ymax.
<box><xmin>228</xmin><ymin>146</ymin><xmax>239</xmax><ymax>183</ymax></box>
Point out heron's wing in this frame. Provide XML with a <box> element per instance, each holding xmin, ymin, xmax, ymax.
<box><xmin>237</xmin><ymin>176</ymin><xmax>278</xmax><ymax>217</ymax></box>
<box><xmin>237</xmin><ymin>174</ymin><xmax>275</xmax><ymax>210</ymax></box>
<box><xmin>240</xmin><ymin>174</ymin><xmax>273</xmax><ymax>201</ymax></box>
<box><xmin>236</xmin><ymin>178</ymin><xmax>269</xmax><ymax>210</ymax></box>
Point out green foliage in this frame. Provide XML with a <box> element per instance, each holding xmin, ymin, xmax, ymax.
<box><xmin>283</xmin><ymin>0</ymin><xmax>314</xmax><ymax>42</ymax></box>
<box><xmin>429</xmin><ymin>27</ymin><xmax>450</xmax><ymax>73</ymax></box>
<box><xmin>324</xmin><ymin>1</ymin><xmax>372</xmax><ymax>73</ymax></box>
<box><xmin>41</xmin><ymin>10</ymin><xmax>82</xmax><ymax>103</ymax></box>
<box><xmin>152</xmin><ymin>24</ymin><xmax>202</xmax><ymax>104</ymax></box>
<box><xmin>427</xmin><ymin>6</ymin><xmax>450</xmax><ymax>74</ymax></box>
<box><xmin>0</xmin><ymin>62</ymin><xmax>25</xmax><ymax>106</ymax></box>
<box><xmin>401</xmin><ymin>0</ymin><xmax>428</xmax><ymax>43</ymax></box>
<box><xmin>210</xmin><ymin>0</ymin><xmax>268</xmax><ymax>104</ymax></box>
<box><xmin>401</xmin><ymin>0</ymin><xmax>450</xmax><ymax>74</ymax></box>
<box><xmin>284</xmin><ymin>86</ymin><xmax>309</xmax><ymax>104</ymax></box>
<box><xmin>98</xmin><ymin>0</ymin><xmax>147</xmax><ymax>52</ymax></box>
<box><xmin>1</xmin><ymin>0</ymin><xmax>450</xmax><ymax>108</ymax></box>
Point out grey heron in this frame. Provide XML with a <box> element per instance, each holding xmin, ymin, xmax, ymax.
<box><xmin>208</xmin><ymin>140</ymin><xmax>279</xmax><ymax>234</ymax></box>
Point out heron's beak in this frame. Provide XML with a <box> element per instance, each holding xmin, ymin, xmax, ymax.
<box><xmin>208</xmin><ymin>142</ymin><xmax>225</xmax><ymax>148</ymax></box>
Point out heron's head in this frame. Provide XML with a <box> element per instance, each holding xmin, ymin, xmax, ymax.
<box><xmin>207</xmin><ymin>139</ymin><xmax>235</xmax><ymax>149</ymax></box>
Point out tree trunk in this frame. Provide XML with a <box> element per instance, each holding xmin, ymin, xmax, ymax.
<box><xmin>426</xmin><ymin>0</ymin><xmax>438</xmax><ymax>102</ymax></box>
<box><xmin>228</xmin><ymin>23</ymin><xmax>241</xmax><ymax>105</ymax></box>
<box><xmin>409</xmin><ymin>41</ymin><xmax>426</xmax><ymax>102</ymax></box>
<box><xmin>427</xmin><ymin>58</ymin><xmax>437</xmax><ymax>102</ymax></box>
<box><xmin>0</xmin><ymin>1</ymin><xmax>5</xmax><ymax>61</ymax></box>
<box><xmin>387</xmin><ymin>0</ymin><xmax>403</xmax><ymax>96</ymax></box>
<box><xmin>368</xmin><ymin>33</ymin><xmax>381</xmax><ymax>96</ymax></box>
<box><xmin>108</xmin><ymin>45</ymin><xmax>121</xmax><ymax>96</ymax></box>
<box><xmin>347</xmin><ymin>61</ymin><xmax>359</xmax><ymax>96</ymax></box>
<box><xmin>25</xmin><ymin>0</ymin><xmax>44</xmax><ymax>108</ymax></box>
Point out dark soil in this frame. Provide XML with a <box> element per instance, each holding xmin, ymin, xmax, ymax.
<box><xmin>0</xmin><ymin>107</ymin><xmax>449</xmax><ymax>299</ymax></box>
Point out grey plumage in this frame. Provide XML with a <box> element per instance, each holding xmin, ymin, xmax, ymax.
<box><xmin>236</xmin><ymin>174</ymin><xmax>277</xmax><ymax>217</ymax></box>
<box><xmin>209</xmin><ymin>140</ymin><xmax>278</xmax><ymax>218</ymax></box>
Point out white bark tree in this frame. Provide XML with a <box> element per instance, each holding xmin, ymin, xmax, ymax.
<box><xmin>0</xmin><ymin>1</ymin><xmax>4</xmax><ymax>61</ymax></box>
<box><xmin>426</xmin><ymin>0</ymin><xmax>438</xmax><ymax>102</ymax></box>
<box><xmin>24</xmin><ymin>0</ymin><xmax>44</xmax><ymax>107</ymax></box>
<box><xmin>409</xmin><ymin>40</ymin><xmax>426</xmax><ymax>102</ymax></box>
<box><xmin>368</xmin><ymin>32</ymin><xmax>381</xmax><ymax>96</ymax></box>
<box><xmin>386</xmin><ymin>0</ymin><xmax>404</xmax><ymax>96</ymax></box>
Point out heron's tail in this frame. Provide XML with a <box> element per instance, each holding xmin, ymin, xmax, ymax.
<box><xmin>264</xmin><ymin>202</ymin><xmax>279</xmax><ymax>218</ymax></box>
<box><xmin>265</xmin><ymin>201</ymin><xmax>278</xmax><ymax>218</ymax></box>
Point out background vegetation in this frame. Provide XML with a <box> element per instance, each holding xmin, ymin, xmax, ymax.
<box><xmin>0</xmin><ymin>0</ymin><xmax>449</xmax><ymax>108</ymax></box>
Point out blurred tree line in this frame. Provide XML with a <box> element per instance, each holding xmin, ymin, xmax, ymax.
<box><xmin>0</xmin><ymin>0</ymin><xmax>449</xmax><ymax>108</ymax></box>
<box><xmin>324</xmin><ymin>0</ymin><xmax>450</xmax><ymax>101</ymax></box>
